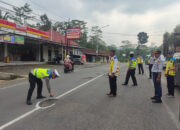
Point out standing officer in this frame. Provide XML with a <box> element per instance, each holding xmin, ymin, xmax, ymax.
<box><xmin>107</xmin><ymin>50</ymin><xmax>119</xmax><ymax>97</ymax></box>
<box><xmin>149</xmin><ymin>52</ymin><xmax>155</xmax><ymax>79</ymax></box>
<box><xmin>137</xmin><ymin>54</ymin><xmax>144</xmax><ymax>74</ymax></box>
<box><xmin>26</xmin><ymin>68</ymin><xmax>60</xmax><ymax>105</ymax></box>
<box><xmin>165</xmin><ymin>50</ymin><xmax>176</xmax><ymax>97</ymax></box>
<box><xmin>122</xmin><ymin>52</ymin><xmax>137</xmax><ymax>86</ymax></box>
<box><xmin>151</xmin><ymin>50</ymin><xmax>163</xmax><ymax>103</ymax></box>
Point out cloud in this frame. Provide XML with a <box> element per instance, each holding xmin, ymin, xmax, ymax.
<box><xmin>3</xmin><ymin>0</ymin><xmax>180</xmax><ymax>46</ymax></box>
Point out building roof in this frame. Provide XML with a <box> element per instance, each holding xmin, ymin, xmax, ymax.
<box><xmin>81</xmin><ymin>48</ymin><xmax>109</xmax><ymax>56</ymax></box>
<box><xmin>41</xmin><ymin>30</ymin><xmax>80</xmax><ymax>47</ymax></box>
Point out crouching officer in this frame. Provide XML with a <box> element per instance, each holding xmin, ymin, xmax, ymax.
<box><xmin>26</xmin><ymin>68</ymin><xmax>60</xmax><ymax>105</ymax></box>
<box><xmin>122</xmin><ymin>52</ymin><xmax>137</xmax><ymax>86</ymax></box>
<box><xmin>165</xmin><ymin>50</ymin><xmax>176</xmax><ymax>97</ymax></box>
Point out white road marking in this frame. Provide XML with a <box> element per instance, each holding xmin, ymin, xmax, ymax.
<box><xmin>56</xmin><ymin>74</ymin><xmax>103</xmax><ymax>99</ymax></box>
<box><xmin>0</xmin><ymin>108</ymin><xmax>39</xmax><ymax>130</ymax></box>
<box><xmin>0</xmin><ymin>82</ymin><xmax>28</xmax><ymax>90</ymax></box>
<box><xmin>144</xmin><ymin>66</ymin><xmax>180</xmax><ymax>130</ymax></box>
<box><xmin>0</xmin><ymin>74</ymin><xmax>103</xmax><ymax>130</ymax></box>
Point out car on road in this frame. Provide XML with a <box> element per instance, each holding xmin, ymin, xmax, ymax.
<box><xmin>72</xmin><ymin>55</ymin><xmax>84</xmax><ymax>65</ymax></box>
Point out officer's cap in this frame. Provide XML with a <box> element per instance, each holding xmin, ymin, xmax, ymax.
<box><xmin>154</xmin><ymin>50</ymin><xmax>161</xmax><ymax>54</ymax></box>
<box><xmin>54</xmin><ymin>69</ymin><xmax>60</xmax><ymax>77</ymax></box>
<box><xmin>130</xmin><ymin>51</ymin><xmax>134</xmax><ymax>54</ymax></box>
<box><xmin>168</xmin><ymin>50</ymin><xmax>174</xmax><ymax>54</ymax></box>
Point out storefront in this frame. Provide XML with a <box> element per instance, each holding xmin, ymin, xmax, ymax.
<box><xmin>0</xmin><ymin>34</ymin><xmax>42</xmax><ymax>62</ymax></box>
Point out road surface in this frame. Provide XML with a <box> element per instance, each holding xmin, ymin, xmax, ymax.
<box><xmin>0</xmin><ymin>64</ymin><xmax>180</xmax><ymax>130</ymax></box>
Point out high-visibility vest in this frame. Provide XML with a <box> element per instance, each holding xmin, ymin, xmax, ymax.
<box><xmin>137</xmin><ymin>57</ymin><xmax>143</xmax><ymax>64</ymax></box>
<box><xmin>165</xmin><ymin>57</ymin><xmax>176</xmax><ymax>76</ymax></box>
<box><xmin>109</xmin><ymin>56</ymin><xmax>119</xmax><ymax>75</ymax></box>
<box><xmin>128</xmin><ymin>58</ymin><xmax>137</xmax><ymax>68</ymax></box>
<box><xmin>33</xmin><ymin>68</ymin><xmax>52</xmax><ymax>79</ymax></box>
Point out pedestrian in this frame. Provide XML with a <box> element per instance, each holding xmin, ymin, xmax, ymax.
<box><xmin>149</xmin><ymin>52</ymin><xmax>155</xmax><ymax>79</ymax></box>
<box><xmin>137</xmin><ymin>54</ymin><xmax>144</xmax><ymax>74</ymax></box>
<box><xmin>122</xmin><ymin>52</ymin><xmax>137</xmax><ymax>86</ymax></box>
<box><xmin>26</xmin><ymin>68</ymin><xmax>60</xmax><ymax>105</ymax></box>
<box><xmin>151</xmin><ymin>50</ymin><xmax>163</xmax><ymax>103</ymax></box>
<box><xmin>107</xmin><ymin>50</ymin><xmax>119</xmax><ymax>97</ymax></box>
<box><xmin>165</xmin><ymin>50</ymin><xmax>176</xmax><ymax>97</ymax></box>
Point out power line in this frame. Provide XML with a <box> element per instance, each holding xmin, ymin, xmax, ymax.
<box><xmin>28</xmin><ymin>0</ymin><xmax>68</xmax><ymax>21</ymax></box>
<box><xmin>0</xmin><ymin>0</ymin><xmax>66</xmax><ymax>23</ymax></box>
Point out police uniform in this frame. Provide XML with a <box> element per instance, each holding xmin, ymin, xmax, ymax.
<box><xmin>137</xmin><ymin>56</ymin><xmax>144</xmax><ymax>74</ymax></box>
<box><xmin>151</xmin><ymin>55</ymin><xmax>163</xmax><ymax>102</ymax></box>
<box><xmin>108</xmin><ymin>56</ymin><xmax>119</xmax><ymax>96</ymax></box>
<box><xmin>165</xmin><ymin>56</ymin><xmax>176</xmax><ymax>96</ymax></box>
<box><xmin>123</xmin><ymin>57</ymin><xmax>137</xmax><ymax>86</ymax></box>
<box><xmin>27</xmin><ymin>68</ymin><xmax>56</xmax><ymax>104</ymax></box>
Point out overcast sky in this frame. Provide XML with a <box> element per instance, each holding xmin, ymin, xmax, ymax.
<box><xmin>2</xmin><ymin>0</ymin><xmax>180</xmax><ymax>46</ymax></box>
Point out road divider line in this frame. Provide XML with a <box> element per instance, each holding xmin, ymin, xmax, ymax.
<box><xmin>0</xmin><ymin>74</ymin><xmax>104</xmax><ymax>130</ymax></box>
<box><xmin>55</xmin><ymin>74</ymin><xmax>103</xmax><ymax>99</ymax></box>
<box><xmin>0</xmin><ymin>108</ymin><xmax>39</xmax><ymax>130</ymax></box>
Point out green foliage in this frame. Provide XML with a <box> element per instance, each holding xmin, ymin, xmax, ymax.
<box><xmin>38</xmin><ymin>14</ymin><xmax>52</xmax><ymax>31</ymax></box>
<box><xmin>137</xmin><ymin>32</ymin><xmax>149</xmax><ymax>44</ymax></box>
<box><xmin>11</xmin><ymin>3</ymin><xmax>34</xmax><ymax>25</ymax></box>
<box><xmin>0</xmin><ymin>10</ymin><xmax>10</xmax><ymax>20</ymax></box>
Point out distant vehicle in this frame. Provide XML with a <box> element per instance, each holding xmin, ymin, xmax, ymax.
<box><xmin>72</xmin><ymin>55</ymin><xmax>84</xmax><ymax>65</ymax></box>
<box><xmin>174</xmin><ymin>53</ymin><xmax>180</xmax><ymax>59</ymax></box>
<box><xmin>174</xmin><ymin>53</ymin><xmax>180</xmax><ymax>87</ymax></box>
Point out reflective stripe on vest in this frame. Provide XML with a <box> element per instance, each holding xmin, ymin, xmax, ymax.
<box><xmin>128</xmin><ymin>58</ymin><xmax>137</xmax><ymax>68</ymax></box>
<box><xmin>166</xmin><ymin>59</ymin><xmax>176</xmax><ymax>76</ymax></box>
<box><xmin>109</xmin><ymin>57</ymin><xmax>119</xmax><ymax>75</ymax></box>
<box><xmin>137</xmin><ymin>57</ymin><xmax>143</xmax><ymax>64</ymax></box>
<box><xmin>33</xmin><ymin>68</ymin><xmax>52</xmax><ymax>79</ymax></box>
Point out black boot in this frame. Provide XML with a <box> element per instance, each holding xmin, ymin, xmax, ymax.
<box><xmin>37</xmin><ymin>95</ymin><xmax>46</xmax><ymax>99</ymax></box>
<box><xmin>26</xmin><ymin>100</ymin><xmax>32</xmax><ymax>105</ymax></box>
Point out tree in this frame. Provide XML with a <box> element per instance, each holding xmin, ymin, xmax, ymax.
<box><xmin>11</xmin><ymin>3</ymin><xmax>34</xmax><ymax>25</ymax></box>
<box><xmin>0</xmin><ymin>10</ymin><xmax>10</xmax><ymax>20</ymax></box>
<box><xmin>53</xmin><ymin>20</ymin><xmax>88</xmax><ymax>47</ymax></box>
<box><xmin>38</xmin><ymin>14</ymin><xmax>52</xmax><ymax>31</ymax></box>
<box><xmin>137</xmin><ymin>32</ymin><xmax>149</xmax><ymax>45</ymax></box>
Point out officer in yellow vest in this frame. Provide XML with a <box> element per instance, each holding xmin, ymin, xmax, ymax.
<box><xmin>26</xmin><ymin>68</ymin><xmax>60</xmax><ymax>105</ymax></box>
<box><xmin>107</xmin><ymin>50</ymin><xmax>119</xmax><ymax>97</ymax></box>
<box><xmin>122</xmin><ymin>52</ymin><xmax>137</xmax><ymax>86</ymax></box>
<box><xmin>137</xmin><ymin>54</ymin><xmax>144</xmax><ymax>74</ymax></box>
<box><xmin>165</xmin><ymin>50</ymin><xmax>176</xmax><ymax>97</ymax></box>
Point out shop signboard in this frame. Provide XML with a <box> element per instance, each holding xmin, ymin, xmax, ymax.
<box><xmin>15</xmin><ymin>36</ymin><xmax>24</xmax><ymax>45</ymax></box>
<box><xmin>66</xmin><ymin>28</ymin><xmax>81</xmax><ymax>39</ymax></box>
<box><xmin>0</xmin><ymin>36</ymin><xmax>3</xmax><ymax>42</ymax></box>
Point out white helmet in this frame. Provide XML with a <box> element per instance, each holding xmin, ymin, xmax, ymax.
<box><xmin>130</xmin><ymin>51</ymin><xmax>134</xmax><ymax>54</ymax></box>
<box><xmin>66</xmin><ymin>55</ymin><xmax>70</xmax><ymax>59</ymax></box>
<box><xmin>54</xmin><ymin>69</ymin><xmax>60</xmax><ymax>77</ymax></box>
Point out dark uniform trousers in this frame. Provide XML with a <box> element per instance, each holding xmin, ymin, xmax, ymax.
<box><xmin>138</xmin><ymin>64</ymin><xmax>144</xmax><ymax>74</ymax></box>
<box><xmin>109</xmin><ymin>76</ymin><xmax>117</xmax><ymax>95</ymax></box>
<box><xmin>149</xmin><ymin>64</ymin><xmax>153</xmax><ymax>78</ymax></box>
<box><xmin>152</xmin><ymin>72</ymin><xmax>162</xmax><ymax>100</ymax></box>
<box><xmin>27</xmin><ymin>73</ymin><xmax>43</xmax><ymax>101</ymax></box>
<box><xmin>125</xmin><ymin>69</ymin><xmax>137</xmax><ymax>85</ymax></box>
<box><xmin>167</xmin><ymin>75</ymin><xmax>175</xmax><ymax>96</ymax></box>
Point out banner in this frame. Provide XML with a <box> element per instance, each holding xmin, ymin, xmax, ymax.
<box><xmin>1</xmin><ymin>35</ymin><xmax>24</xmax><ymax>45</ymax></box>
<box><xmin>15</xmin><ymin>36</ymin><xmax>24</xmax><ymax>45</ymax></box>
<box><xmin>3</xmin><ymin>35</ymin><xmax>12</xmax><ymax>42</ymax></box>
<box><xmin>66</xmin><ymin>28</ymin><xmax>81</xmax><ymax>39</ymax></box>
<box><xmin>0</xmin><ymin>36</ymin><xmax>3</xmax><ymax>42</ymax></box>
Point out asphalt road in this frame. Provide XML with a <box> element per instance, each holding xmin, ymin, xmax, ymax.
<box><xmin>0</xmin><ymin>64</ymin><xmax>180</xmax><ymax>130</ymax></box>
